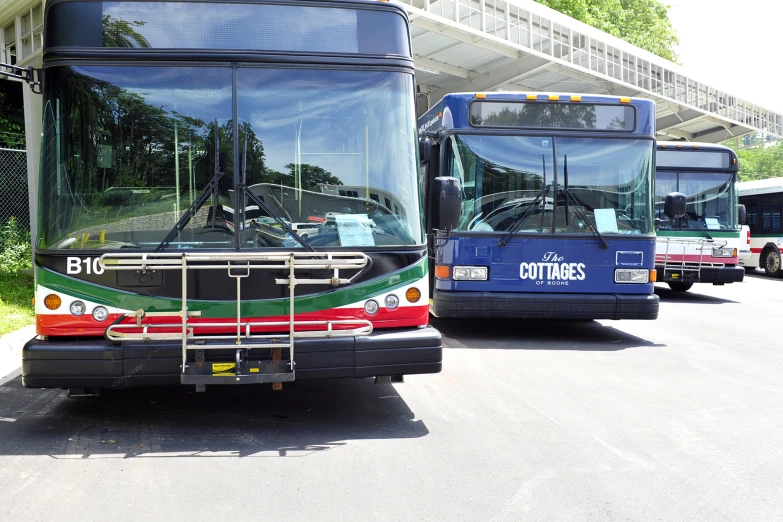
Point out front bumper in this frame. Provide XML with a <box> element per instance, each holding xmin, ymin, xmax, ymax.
<box><xmin>22</xmin><ymin>326</ymin><xmax>442</xmax><ymax>389</ymax></box>
<box><xmin>655</xmin><ymin>265</ymin><xmax>745</xmax><ymax>284</ymax></box>
<box><xmin>431</xmin><ymin>290</ymin><xmax>658</xmax><ymax>320</ymax></box>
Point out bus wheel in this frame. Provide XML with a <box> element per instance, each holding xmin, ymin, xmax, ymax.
<box><xmin>667</xmin><ymin>282</ymin><xmax>693</xmax><ymax>292</ymax></box>
<box><xmin>763</xmin><ymin>249</ymin><xmax>783</xmax><ymax>278</ymax></box>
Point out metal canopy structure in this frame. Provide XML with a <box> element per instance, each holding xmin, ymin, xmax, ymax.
<box><xmin>402</xmin><ymin>0</ymin><xmax>783</xmax><ymax>143</ymax></box>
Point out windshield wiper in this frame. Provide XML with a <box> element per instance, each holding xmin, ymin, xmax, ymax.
<box><xmin>681</xmin><ymin>214</ymin><xmax>713</xmax><ymax>240</ymax></box>
<box><xmin>560</xmin><ymin>155</ymin><xmax>608</xmax><ymax>249</ymax></box>
<box><xmin>155</xmin><ymin>122</ymin><xmax>225</xmax><ymax>252</ymax></box>
<box><xmin>239</xmin><ymin>135</ymin><xmax>315</xmax><ymax>252</ymax></box>
<box><xmin>499</xmin><ymin>155</ymin><xmax>550</xmax><ymax>247</ymax></box>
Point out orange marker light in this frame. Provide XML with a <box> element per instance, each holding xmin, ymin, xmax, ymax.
<box><xmin>650</xmin><ymin>269</ymin><xmax>657</xmax><ymax>283</ymax></box>
<box><xmin>548</xmin><ymin>95</ymin><xmax>559</xmax><ymax>101</ymax></box>
<box><xmin>435</xmin><ymin>265</ymin><xmax>450</xmax><ymax>279</ymax></box>
<box><xmin>406</xmin><ymin>287</ymin><xmax>422</xmax><ymax>303</ymax></box>
<box><xmin>44</xmin><ymin>294</ymin><xmax>62</xmax><ymax>310</ymax></box>
<box><xmin>476</xmin><ymin>93</ymin><xmax>487</xmax><ymax>99</ymax></box>
<box><xmin>570</xmin><ymin>95</ymin><xmax>582</xmax><ymax>102</ymax></box>
<box><xmin>526</xmin><ymin>94</ymin><xmax>537</xmax><ymax>100</ymax></box>
<box><xmin>619</xmin><ymin>97</ymin><xmax>631</xmax><ymax>103</ymax></box>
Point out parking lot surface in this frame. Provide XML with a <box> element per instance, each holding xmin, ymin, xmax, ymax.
<box><xmin>1</xmin><ymin>272</ymin><xmax>781</xmax><ymax>521</ymax></box>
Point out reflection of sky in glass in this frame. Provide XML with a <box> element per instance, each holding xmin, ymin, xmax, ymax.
<box><xmin>75</xmin><ymin>66</ymin><xmax>232</xmax><ymax>125</ymax></box>
<box><xmin>556</xmin><ymin>138</ymin><xmax>651</xmax><ymax>189</ymax></box>
<box><xmin>238</xmin><ymin>69</ymin><xmax>416</xmax><ymax>194</ymax></box>
<box><xmin>456</xmin><ymin>135</ymin><xmax>552</xmax><ymax>181</ymax></box>
<box><xmin>103</xmin><ymin>2</ymin><xmax>358</xmax><ymax>52</ymax></box>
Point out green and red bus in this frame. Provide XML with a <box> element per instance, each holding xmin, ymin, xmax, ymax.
<box><xmin>17</xmin><ymin>0</ymin><xmax>440</xmax><ymax>393</ymax></box>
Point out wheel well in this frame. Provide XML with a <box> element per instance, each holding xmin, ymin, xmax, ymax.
<box><xmin>760</xmin><ymin>244</ymin><xmax>781</xmax><ymax>268</ymax></box>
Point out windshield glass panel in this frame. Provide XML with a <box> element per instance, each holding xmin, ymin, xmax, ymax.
<box><xmin>556</xmin><ymin>138</ymin><xmax>653</xmax><ymax>235</ymax></box>
<box><xmin>236</xmin><ymin>69</ymin><xmax>421</xmax><ymax>248</ymax></box>
<box><xmin>39</xmin><ymin>65</ymin><xmax>234</xmax><ymax>250</ymax></box>
<box><xmin>445</xmin><ymin>135</ymin><xmax>553</xmax><ymax>233</ymax></box>
<box><xmin>39</xmin><ymin>66</ymin><xmax>422</xmax><ymax>249</ymax></box>
<box><xmin>654</xmin><ymin>171</ymin><xmax>737</xmax><ymax>230</ymax></box>
<box><xmin>445</xmin><ymin>135</ymin><xmax>653</xmax><ymax>235</ymax></box>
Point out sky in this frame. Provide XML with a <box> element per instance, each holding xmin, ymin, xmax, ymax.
<box><xmin>666</xmin><ymin>0</ymin><xmax>783</xmax><ymax>113</ymax></box>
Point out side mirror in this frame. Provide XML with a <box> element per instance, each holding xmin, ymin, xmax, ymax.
<box><xmin>419</xmin><ymin>137</ymin><xmax>432</xmax><ymax>164</ymax></box>
<box><xmin>738</xmin><ymin>204</ymin><xmax>747</xmax><ymax>225</ymax></box>
<box><xmin>431</xmin><ymin>176</ymin><xmax>462</xmax><ymax>231</ymax></box>
<box><xmin>664</xmin><ymin>192</ymin><xmax>687</xmax><ymax>220</ymax></box>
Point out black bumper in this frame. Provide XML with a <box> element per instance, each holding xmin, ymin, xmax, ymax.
<box><xmin>431</xmin><ymin>291</ymin><xmax>659</xmax><ymax>320</ymax></box>
<box><xmin>22</xmin><ymin>326</ymin><xmax>442</xmax><ymax>389</ymax></box>
<box><xmin>655</xmin><ymin>265</ymin><xmax>745</xmax><ymax>284</ymax></box>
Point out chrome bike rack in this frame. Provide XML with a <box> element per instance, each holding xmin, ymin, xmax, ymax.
<box><xmin>99</xmin><ymin>252</ymin><xmax>372</xmax><ymax>388</ymax></box>
<box><xmin>655</xmin><ymin>238</ymin><xmax>727</xmax><ymax>283</ymax></box>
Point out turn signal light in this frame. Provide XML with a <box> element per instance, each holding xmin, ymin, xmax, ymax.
<box><xmin>435</xmin><ymin>265</ymin><xmax>450</xmax><ymax>279</ymax></box>
<box><xmin>44</xmin><ymin>294</ymin><xmax>62</xmax><ymax>310</ymax></box>
<box><xmin>650</xmin><ymin>269</ymin><xmax>657</xmax><ymax>282</ymax></box>
<box><xmin>406</xmin><ymin>287</ymin><xmax>422</xmax><ymax>303</ymax></box>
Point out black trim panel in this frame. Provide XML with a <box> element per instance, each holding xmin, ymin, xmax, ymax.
<box><xmin>431</xmin><ymin>290</ymin><xmax>659</xmax><ymax>320</ymax></box>
<box><xmin>22</xmin><ymin>326</ymin><xmax>442</xmax><ymax>388</ymax></box>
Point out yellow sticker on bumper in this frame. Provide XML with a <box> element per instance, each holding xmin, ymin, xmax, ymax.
<box><xmin>212</xmin><ymin>362</ymin><xmax>236</xmax><ymax>374</ymax></box>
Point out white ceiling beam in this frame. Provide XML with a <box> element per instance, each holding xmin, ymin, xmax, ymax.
<box><xmin>413</xmin><ymin>56</ymin><xmax>473</xmax><ymax>79</ymax></box>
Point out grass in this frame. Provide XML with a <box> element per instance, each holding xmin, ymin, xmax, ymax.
<box><xmin>0</xmin><ymin>271</ymin><xmax>35</xmax><ymax>336</ymax></box>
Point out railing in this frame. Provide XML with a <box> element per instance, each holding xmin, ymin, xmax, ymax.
<box><xmin>400</xmin><ymin>0</ymin><xmax>783</xmax><ymax>138</ymax></box>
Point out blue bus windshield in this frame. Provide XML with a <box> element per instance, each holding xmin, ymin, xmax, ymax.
<box><xmin>445</xmin><ymin>135</ymin><xmax>653</xmax><ymax>235</ymax></box>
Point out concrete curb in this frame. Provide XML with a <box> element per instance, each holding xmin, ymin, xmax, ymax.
<box><xmin>0</xmin><ymin>325</ymin><xmax>35</xmax><ymax>385</ymax></box>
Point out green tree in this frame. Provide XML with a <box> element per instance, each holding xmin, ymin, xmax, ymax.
<box><xmin>536</xmin><ymin>0</ymin><xmax>680</xmax><ymax>63</ymax></box>
<box><xmin>0</xmin><ymin>83</ymin><xmax>25</xmax><ymax>149</ymax></box>
<box><xmin>722</xmin><ymin>136</ymin><xmax>783</xmax><ymax>182</ymax></box>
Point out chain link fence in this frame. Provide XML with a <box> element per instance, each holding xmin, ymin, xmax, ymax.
<box><xmin>0</xmin><ymin>146</ymin><xmax>30</xmax><ymax>231</ymax></box>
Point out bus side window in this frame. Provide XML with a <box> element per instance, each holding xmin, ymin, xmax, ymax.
<box><xmin>761</xmin><ymin>198</ymin><xmax>783</xmax><ymax>233</ymax></box>
<box><xmin>744</xmin><ymin>198</ymin><xmax>758</xmax><ymax>233</ymax></box>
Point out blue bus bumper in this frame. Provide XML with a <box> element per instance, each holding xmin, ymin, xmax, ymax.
<box><xmin>21</xmin><ymin>327</ymin><xmax>442</xmax><ymax>389</ymax></box>
<box><xmin>431</xmin><ymin>290</ymin><xmax>659</xmax><ymax>320</ymax></box>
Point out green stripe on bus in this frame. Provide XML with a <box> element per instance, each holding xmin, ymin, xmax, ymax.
<box><xmin>657</xmin><ymin>230</ymin><xmax>740</xmax><ymax>238</ymax></box>
<box><xmin>37</xmin><ymin>258</ymin><xmax>427</xmax><ymax>318</ymax></box>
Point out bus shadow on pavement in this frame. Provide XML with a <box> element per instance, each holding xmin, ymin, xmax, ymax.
<box><xmin>654</xmin><ymin>287</ymin><xmax>739</xmax><ymax>304</ymax></box>
<box><xmin>743</xmin><ymin>269</ymin><xmax>783</xmax><ymax>282</ymax></box>
<box><xmin>431</xmin><ymin>318</ymin><xmax>663</xmax><ymax>351</ymax></box>
<box><xmin>0</xmin><ymin>376</ymin><xmax>428</xmax><ymax>458</ymax></box>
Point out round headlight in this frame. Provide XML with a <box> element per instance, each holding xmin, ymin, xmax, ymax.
<box><xmin>364</xmin><ymin>300</ymin><xmax>379</xmax><ymax>315</ymax></box>
<box><xmin>69</xmin><ymin>300</ymin><xmax>86</xmax><ymax>316</ymax></box>
<box><xmin>384</xmin><ymin>294</ymin><xmax>399</xmax><ymax>310</ymax></box>
<box><xmin>92</xmin><ymin>306</ymin><xmax>109</xmax><ymax>322</ymax></box>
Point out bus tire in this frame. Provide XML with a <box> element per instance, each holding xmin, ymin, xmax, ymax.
<box><xmin>762</xmin><ymin>248</ymin><xmax>783</xmax><ymax>278</ymax></box>
<box><xmin>667</xmin><ymin>282</ymin><xmax>693</xmax><ymax>292</ymax></box>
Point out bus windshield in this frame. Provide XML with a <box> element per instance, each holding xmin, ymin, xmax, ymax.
<box><xmin>445</xmin><ymin>135</ymin><xmax>653</xmax><ymax>235</ymax></box>
<box><xmin>39</xmin><ymin>66</ymin><xmax>422</xmax><ymax>250</ymax></box>
<box><xmin>655</xmin><ymin>171</ymin><xmax>737</xmax><ymax>230</ymax></box>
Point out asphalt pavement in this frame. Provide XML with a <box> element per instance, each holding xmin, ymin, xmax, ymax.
<box><xmin>1</xmin><ymin>272</ymin><xmax>781</xmax><ymax>521</ymax></box>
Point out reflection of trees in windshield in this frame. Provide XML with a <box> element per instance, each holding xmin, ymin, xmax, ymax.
<box><xmin>655</xmin><ymin>172</ymin><xmax>736</xmax><ymax>230</ymax></box>
<box><xmin>471</xmin><ymin>104</ymin><xmax>597</xmax><ymax>129</ymax></box>
<box><xmin>102</xmin><ymin>15</ymin><xmax>151</xmax><ymax>48</ymax></box>
<box><xmin>40</xmin><ymin>66</ymin><xmax>422</xmax><ymax>249</ymax></box>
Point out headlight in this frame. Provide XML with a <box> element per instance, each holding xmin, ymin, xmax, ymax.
<box><xmin>384</xmin><ymin>294</ymin><xmax>399</xmax><ymax>310</ymax></box>
<box><xmin>364</xmin><ymin>300</ymin><xmax>379</xmax><ymax>315</ymax></box>
<box><xmin>69</xmin><ymin>300</ymin><xmax>86</xmax><ymax>316</ymax></box>
<box><xmin>453</xmin><ymin>266</ymin><xmax>488</xmax><ymax>281</ymax></box>
<box><xmin>615</xmin><ymin>269</ymin><xmax>649</xmax><ymax>283</ymax></box>
<box><xmin>712</xmin><ymin>248</ymin><xmax>736</xmax><ymax>258</ymax></box>
<box><xmin>92</xmin><ymin>306</ymin><xmax>109</xmax><ymax>322</ymax></box>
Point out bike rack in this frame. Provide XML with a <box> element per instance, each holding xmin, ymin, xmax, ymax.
<box><xmin>99</xmin><ymin>251</ymin><xmax>372</xmax><ymax>388</ymax></box>
<box><xmin>655</xmin><ymin>238</ymin><xmax>727</xmax><ymax>282</ymax></box>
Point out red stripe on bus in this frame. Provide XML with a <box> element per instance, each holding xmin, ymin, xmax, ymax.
<box><xmin>36</xmin><ymin>305</ymin><xmax>430</xmax><ymax>337</ymax></box>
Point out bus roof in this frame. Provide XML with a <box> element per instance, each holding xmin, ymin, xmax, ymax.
<box><xmin>738</xmin><ymin>177</ymin><xmax>783</xmax><ymax>197</ymax></box>
<box><xmin>418</xmin><ymin>92</ymin><xmax>655</xmax><ymax>136</ymax></box>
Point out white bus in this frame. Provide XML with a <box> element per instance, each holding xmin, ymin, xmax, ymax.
<box><xmin>654</xmin><ymin>142</ymin><xmax>745</xmax><ymax>291</ymax></box>
<box><xmin>738</xmin><ymin>177</ymin><xmax>783</xmax><ymax>277</ymax></box>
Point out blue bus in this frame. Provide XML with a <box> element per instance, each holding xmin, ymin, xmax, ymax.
<box><xmin>418</xmin><ymin>93</ymin><xmax>659</xmax><ymax>320</ymax></box>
